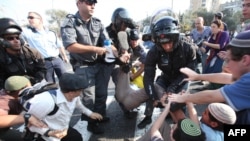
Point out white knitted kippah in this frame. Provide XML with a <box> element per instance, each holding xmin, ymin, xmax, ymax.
<box><xmin>208</xmin><ymin>103</ymin><xmax>236</xmax><ymax>125</ymax></box>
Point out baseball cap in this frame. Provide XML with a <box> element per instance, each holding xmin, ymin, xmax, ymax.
<box><xmin>214</xmin><ymin>12</ymin><xmax>223</xmax><ymax>19</ymax></box>
<box><xmin>4</xmin><ymin>76</ymin><xmax>30</xmax><ymax>91</ymax></box>
<box><xmin>129</xmin><ymin>29</ymin><xmax>139</xmax><ymax>40</ymax></box>
<box><xmin>228</xmin><ymin>30</ymin><xmax>250</xmax><ymax>48</ymax></box>
<box><xmin>208</xmin><ymin>103</ymin><xmax>236</xmax><ymax>124</ymax></box>
<box><xmin>59</xmin><ymin>73</ymin><xmax>89</xmax><ymax>91</ymax></box>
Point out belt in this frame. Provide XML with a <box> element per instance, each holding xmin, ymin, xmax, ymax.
<box><xmin>44</xmin><ymin>56</ymin><xmax>58</xmax><ymax>61</ymax></box>
<box><xmin>81</xmin><ymin>61</ymin><xmax>97</xmax><ymax>66</ymax></box>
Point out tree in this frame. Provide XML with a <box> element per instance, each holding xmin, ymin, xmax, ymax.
<box><xmin>45</xmin><ymin>9</ymin><xmax>68</xmax><ymax>36</ymax></box>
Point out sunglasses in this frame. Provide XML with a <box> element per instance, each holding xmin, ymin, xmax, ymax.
<box><xmin>5</xmin><ymin>36</ymin><xmax>20</xmax><ymax>41</ymax></box>
<box><xmin>27</xmin><ymin>16</ymin><xmax>38</xmax><ymax>20</ymax></box>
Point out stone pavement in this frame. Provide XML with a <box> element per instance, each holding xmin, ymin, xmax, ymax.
<box><xmin>70</xmin><ymin>80</ymin><xmax>208</xmax><ymax>141</ymax></box>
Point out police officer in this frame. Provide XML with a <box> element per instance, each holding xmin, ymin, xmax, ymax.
<box><xmin>106</xmin><ymin>7</ymin><xmax>139</xmax><ymax>118</ymax></box>
<box><xmin>0</xmin><ymin>18</ymin><xmax>46</xmax><ymax>89</ymax></box>
<box><xmin>128</xmin><ymin>29</ymin><xmax>147</xmax><ymax>85</ymax></box>
<box><xmin>60</xmin><ymin>0</ymin><xmax>112</xmax><ymax>134</ymax></box>
<box><xmin>22</xmin><ymin>11</ymin><xmax>69</xmax><ymax>83</ymax></box>
<box><xmin>138</xmin><ymin>16</ymin><xmax>197</xmax><ymax>129</ymax></box>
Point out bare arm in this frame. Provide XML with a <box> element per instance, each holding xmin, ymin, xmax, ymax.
<box><xmin>180</xmin><ymin>67</ymin><xmax>233</xmax><ymax>84</ymax></box>
<box><xmin>0</xmin><ymin>114</ymin><xmax>46</xmax><ymax>128</ymax></box>
<box><xmin>168</xmin><ymin>89</ymin><xmax>225</xmax><ymax>104</ymax></box>
<box><xmin>203</xmin><ymin>41</ymin><xmax>220</xmax><ymax>50</ymax></box>
<box><xmin>66</xmin><ymin>43</ymin><xmax>106</xmax><ymax>55</ymax></box>
<box><xmin>186</xmin><ymin>102</ymin><xmax>199</xmax><ymax>126</ymax></box>
<box><xmin>130</xmin><ymin>63</ymin><xmax>144</xmax><ymax>80</ymax></box>
<box><xmin>150</xmin><ymin>102</ymin><xmax>171</xmax><ymax>139</ymax></box>
<box><xmin>0</xmin><ymin>115</ymin><xmax>24</xmax><ymax>128</ymax></box>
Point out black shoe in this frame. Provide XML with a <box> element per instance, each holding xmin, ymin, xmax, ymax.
<box><xmin>99</xmin><ymin>116</ymin><xmax>110</xmax><ymax>123</ymax></box>
<box><xmin>87</xmin><ymin>122</ymin><xmax>104</xmax><ymax>134</ymax></box>
<box><xmin>137</xmin><ymin>116</ymin><xmax>152</xmax><ymax>129</ymax></box>
<box><xmin>124</xmin><ymin>110</ymin><xmax>137</xmax><ymax>119</ymax></box>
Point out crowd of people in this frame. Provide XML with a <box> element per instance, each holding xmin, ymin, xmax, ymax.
<box><xmin>1</xmin><ymin>0</ymin><xmax>250</xmax><ymax>140</ymax></box>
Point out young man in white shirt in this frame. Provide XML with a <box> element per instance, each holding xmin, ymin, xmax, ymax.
<box><xmin>27</xmin><ymin>73</ymin><xmax>103</xmax><ymax>141</ymax></box>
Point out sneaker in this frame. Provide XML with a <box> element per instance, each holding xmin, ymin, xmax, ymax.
<box><xmin>137</xmin><ymin>116</ymin><xmax>152</xmax><ymax>129</ymax></box>
<box><xmin>87</xmin><ymin>122</ymin><xmax>104</xmax><ymax>134</ymax></box>
<box><xmin>99</xmin><ymin>116</ymin><xmax>110</xmax><ymax>123</ymax></box>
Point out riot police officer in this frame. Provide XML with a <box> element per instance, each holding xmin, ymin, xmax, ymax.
<box><xmin>138</xmin><ymin>15</ymin><xmax>197</xmax><ymax>128</ymax></box>
<box><xmin>106</xmin><ymin>7</ymin><xmax>139</xmax><ymax>118</ymax></box>
<box><xmin>0</xmin><ymin>18</ymin><xmax>46</xmax><ymax>89</ymax></box>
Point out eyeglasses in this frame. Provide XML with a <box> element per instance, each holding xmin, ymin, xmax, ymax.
<box><xmin>242</xmin><ymin>3</ymin><xmax>250</xmax><ymax>8</ymax></box>
<box><xmin>4</xmin><ymin>36</ymin><xmax>20</xmax><ymax>41</ymax></box>
<box><xmin>27</xmin><ymin>16</ymin><xmax>38</xmax><ymax>20</ymax></box>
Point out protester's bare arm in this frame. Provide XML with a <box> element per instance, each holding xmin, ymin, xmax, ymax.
<box><xmin>168</xmin><ymin>89</ymin><xmax>225</xmax><ymax>104</ymax></box>
<box><xmin>0</xmin><ymin>114</ymin><xmax>47</xmax><ymax>128</ymax></box>
<box><xmin>180</xmin><ymin>67</ymin><xmax>233</xmax><ymax>84</ymax></box>
<box><xmin>150</xmin><ymin>102</ymin><xmax>171</xmax><ymax>139</ymax></box>
<box><xmin>186</xmin><ymin>102</ymin><xmax>199</xmax><ymax>126</ymax></box>
<box><xmin>89</xmin><ymin>112</ymin><xmax>103</xmax><ymax>121</ymax></box>
<box><xmin>0</xmin><ymin>115</ymin><xmax>25</xmax><ymax>128</ymax></box>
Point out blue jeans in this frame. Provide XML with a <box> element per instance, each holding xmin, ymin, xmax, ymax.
<box><xmin>44</xmin><ymin>57</ymin><xmax>66</xmax><ymax>83</ymax></box>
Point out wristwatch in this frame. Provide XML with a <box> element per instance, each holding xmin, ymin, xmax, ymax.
<box><xmin>23</xmin><ymin>113</ymin><xmax>31</xmax><ymax>126</ymax></box>
<box><xmin>44</xmin><ymin>129</ymin><xmax>51</xmax><ymax>137</ymax></box>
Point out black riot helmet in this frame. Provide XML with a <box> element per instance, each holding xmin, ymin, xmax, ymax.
<box><xmin>111</xmin><ymin>7</ymin><xmax>137</xmax><ymax>31</ymax></box>
<box><xmin>151</xmin><ymin>16</ymin><xmax>179</xmax><ymax>45</ymax></box>
<box><xmin>0</xmin><ymin>18</ymin><xmax>22</xmax><ymax>37</ymax></box>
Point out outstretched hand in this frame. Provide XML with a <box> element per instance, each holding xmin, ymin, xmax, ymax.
<box><xmin>119</xmin><ymin>51</ymin><xmax>131</xmax><ymax>63</ymax></box>
<box><xmin>168</xmin><ymin>92</ymin><xmax>186</xmax><ymax>103</ymax></box>
<box><xmin>89</xmin><ymin>112</ymin><xmax>103</xmax><ymax>121</ymax></box>
<box><xmin>48</xmin><ymin>128</ymin><xmax>68</xmax><ymax>139</ymax></box>
<box><xmin>180</xmin><ymin>67</ymin><xmax>199</xmax><ymax>81</ymax></box>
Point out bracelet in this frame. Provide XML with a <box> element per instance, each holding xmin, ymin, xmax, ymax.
<box><xmin>44</xmin><ymin>129</ymin><xmax>51</xmax><ymax>137</ymax></box>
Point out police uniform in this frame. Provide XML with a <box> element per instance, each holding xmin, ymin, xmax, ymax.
<box><xmin>143</xmin><ymin>37</ymin><xmax>197</xmax><ymax>116</ymax></box>
<box><xmin>131</xmin><ymin>44</ymin><xmax>147</xmax><ymax>64</ymax></box>
<box><xmin>61</xmin><ymin>12</ymin><xmax>110</xmax><ymax>117</ymax></box>
<box><xmin>0</xmin><ymin>45</ymin><xmax>46</xmax><ymax>89</ymax></box>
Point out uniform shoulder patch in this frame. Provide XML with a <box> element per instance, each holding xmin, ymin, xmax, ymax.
<box><xmin>61</xmin><ymin>14</ymin><xmax>75</xmax><ymax>27</ymax></box>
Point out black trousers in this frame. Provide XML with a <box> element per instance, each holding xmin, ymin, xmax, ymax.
<box><xmin>37</xmin><ymin>127</ymin><xmax>82</xmax><ymax>141</ymax></box>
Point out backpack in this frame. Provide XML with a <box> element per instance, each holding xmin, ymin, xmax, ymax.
<box><xmin>19</xmin><ymin>82</ymin><xmax>59</xmax><ymax>141</ymax></box>
<box><xmin>19</xmin><ymin>82</ymin><xmax>59</xmax><ymax>115</ymax></box>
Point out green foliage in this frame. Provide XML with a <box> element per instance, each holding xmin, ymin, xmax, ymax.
<box><xmin>140</xmin><ymin>7</ymin><xmax>243</xmax><ymax>33</ymax></box>
<box><xmin>45</xmin><ymin>9</ymin><xmax>68</xmax><ymax>35</ymax></box>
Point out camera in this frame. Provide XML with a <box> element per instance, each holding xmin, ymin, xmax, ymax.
<box><xmin>142</xmin><ymin>33</ymin><xmax>152</xmax><ymax>41</ymax></box>
<box><xmin>195</xmin><ymin>38</ymin><xmax>204</xmax><ymax>48</ymax></box>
